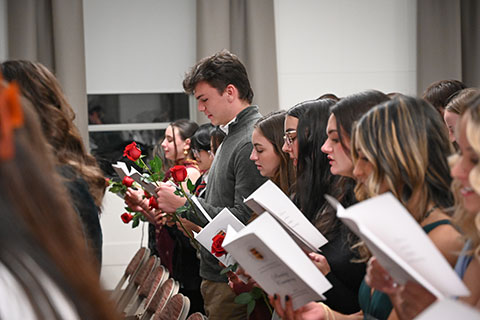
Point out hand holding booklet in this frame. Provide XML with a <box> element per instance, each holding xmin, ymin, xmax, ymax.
<box><xmin>222</xmin><ymin>212</ymin><xmax>332</xmax><ymax>310</ymax></box>
<box><xmin>325</xmin><ymin>193</ymin><xmax>469</xmax><ymax>298</ymax></box>
<box><xmin>244</xmin><ymin>180</ymin><xmax>328</xmax><ymax>252</ymax></box>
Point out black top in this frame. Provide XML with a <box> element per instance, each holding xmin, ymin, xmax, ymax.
<box><xmin>58</xmin><ymin>165</ymin><xmax>103</xmax><ymax>272</ymax></box>
<box><xmin>321</xmin><ymin>224</ymin><xmax>366</xmax><ymax>314</ymax></box>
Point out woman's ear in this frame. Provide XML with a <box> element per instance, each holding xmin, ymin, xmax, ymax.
<box><xmin>184</xmin><ymin>138</ymin><xmax>191</xmax><ymax>150</ymax></box>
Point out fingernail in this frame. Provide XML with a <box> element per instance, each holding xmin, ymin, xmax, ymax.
<box><xmin>274</xmin><ymin>294</ymin><xmax>278</xmax><ymax>300</ymax></box>
<box><xmin>285</xmin><ymin>295</ymin><xmax>290</xmax><ymax>301</ymax></box>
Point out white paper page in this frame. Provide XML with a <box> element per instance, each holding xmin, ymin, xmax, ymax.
<box><xmin>194</xmin><ymin>208</ymin><xmax>244</xmax><ymax>266</ymax></box>
<box><xmin>222</xmin><ymin>213</ymin><xmax>332</xmax><ymax>310</ymax></box>
<box><xmin>329</xmin><ymin>193</ymin><xmax>469</xmax><ymax>297</ymax></box>
<box><xmin>244</xmin><ymin>180</ymin><xmax>328</xmax><ymax>250</ymax></box>
<box><xmin>191</xmin><ymin>196</ymin><xmax>212</xmax><ymax>223</ymax></box>
<box><xmin>130</xmin><ymin>172</ymin><xmax>157</xmax><ymax>195</ymax></box>
<box><xmin>414</xmin><ymin>299</ymin><xmax>480</xmax><ymax>320</ymax></box>
<box><xmin>112</xmin><ymin>161</ymin><xmax>130</xmax><ymax>179</ymax></box>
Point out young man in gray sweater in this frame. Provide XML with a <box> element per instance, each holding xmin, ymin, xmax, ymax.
<box><xmin>156</xmin><ymin>50</ymin><xmax>267</xmax><ymax>319</ymax></box>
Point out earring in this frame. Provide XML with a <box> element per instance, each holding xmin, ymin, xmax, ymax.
<box><xmin>184</xmin><ymin>149</ymin><xmax>188</xmax><ymax>156</ymax></box>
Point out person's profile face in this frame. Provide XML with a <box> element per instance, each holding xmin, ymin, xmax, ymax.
<box><xmin>250</xmin><ymin>128</ymin><xmax>281</xmax><ymax>178</ymax></box>
<box><xmin>194</xmin><ymin>81</ymin><xmax>230</xmax><ymax>126</ymax></box>
<box><xmin>321</xmin><ymin>114</ymin><xmax>354</xmax><ymax>178</ymax></box>
<box><xmin>281</xmin><ymin>115</ymin><xmax>299</xmax><ymax>166</ymax></box>
<box><xmin>450</xmin><ymin>114</ymin><xmax>480</xmax><ymax>215</ymax></box>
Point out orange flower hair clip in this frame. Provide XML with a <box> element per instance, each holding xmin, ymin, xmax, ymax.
<box><xmin>0</xmin><ymin>77</ymin><xmax>24</xmax><ymax>160</ymax></box>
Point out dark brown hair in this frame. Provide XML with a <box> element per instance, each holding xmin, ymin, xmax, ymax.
<box><xmin>422</xmin><ymin>79</ymin><xmax>466</xmax><ymax>114</ymax></box>
<box><xmin>1</xmin><ymin>60</ymin><xmax>106</xmax><ymax>208</ymax></box>
<box><xmin>0</xmin><ymin>87</ymin><xmax>118</xmax><ymax>319</ymax></box>
<box><xmin>183</xmin><ymin>50</ymin><xmax>254</xmax><ymax>104</ymax></box>
<box><xmin>254</xmin><ymin>111</ymin><xmax>295</xmax><ymax>194</ymax></box>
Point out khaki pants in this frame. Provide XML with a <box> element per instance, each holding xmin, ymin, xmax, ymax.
<box><xmin>200</xmin><ymin>280</ymin><xmax>247</xmax><ymax>320</ymax></box>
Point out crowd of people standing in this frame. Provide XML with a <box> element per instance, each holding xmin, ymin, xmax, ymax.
<box><xmin>0</xmin><ymin>49</ymin><xmax>479</xmax><ymax>320</ymax></box>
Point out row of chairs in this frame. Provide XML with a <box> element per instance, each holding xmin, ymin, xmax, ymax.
<box><xmin>111</xmin><ymin>247</ymin><xmax>207</xmax><ymax>320</ymax></box>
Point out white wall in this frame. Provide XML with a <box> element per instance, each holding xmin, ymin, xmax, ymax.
<box><xmin>0</xmin><ymin>0</ymin><xmax>7</xmax><ymax>61</ymax></box>
<box><xmin>82</xmin><ymin>0</ymin><xmax>197</xmax><ymax>289</ymax></box>
<box><xmin>274</xmin><ymin>0</ymin><xmax>417</xmax><ymax>109</ymax></box>
<box><xmin>83</xmin><ymin>0</ymin><xmax>196</xmax><ymax>94</ymax></box>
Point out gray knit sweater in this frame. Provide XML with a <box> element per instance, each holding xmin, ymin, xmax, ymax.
<box><xmin>187</xmin><ymin>105</ymin><xmax>267</xmax><ymax>282</ymax></box>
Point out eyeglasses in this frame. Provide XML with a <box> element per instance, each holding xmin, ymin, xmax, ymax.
<box><xmin>192</xmin><ymin>149</ymin><xmax>212</xmax><ymax>159</ymax></box>
<box><xmin>283</xmin><ymin>130</ymin><xmax>297</xmax><ymax>146</ymax></box>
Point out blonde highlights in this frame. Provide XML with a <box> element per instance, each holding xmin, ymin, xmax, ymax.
<box><xmin>455</xmin><ymin>94</ymin><xmax>480</xmax><ymax>258</ymax></box>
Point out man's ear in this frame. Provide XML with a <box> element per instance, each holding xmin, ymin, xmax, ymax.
<box><xmin>224</xmin><ymin>84</ymin><xmax>237</xmax><ymax>103</ymax></box>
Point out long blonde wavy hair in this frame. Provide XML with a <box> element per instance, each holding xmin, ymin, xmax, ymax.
<box><xmin>453</xmin><ymin>93</ymin><xmax>480</xmax><ymax>259</ymax></box>
<box><xmin>351</xmin><ymin>96</ymin><xmax>454</xmax><ymax>259</ymax></box>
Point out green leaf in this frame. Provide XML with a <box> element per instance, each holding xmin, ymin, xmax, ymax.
<box><xmin>234</xmin><ymin>292</ymin><xmax>253</xmax><ymax>305</ymax></box>
<box><xmin>250</xmin><ymin>287</ymin><xmax>263</xmax><ymax>300</ymax></box>
<box><xmin>247</xmin><ymin>300</ymin><xmax>256</xmax><ymax>317</ymax></box>
<box><xmin>187</xmin><ymin>178</ymin><xmax>195</xmax><ymax>193</ymax></box>
<box><xmin>137</xmin><ymin>160</ymin><xmax>148</xmax><ymax>170</ymax></box>
<box><xmin>125</xmin><ymin>206</ymin><xmax>133</xmax><ymax>212</ymax></box>
<box><xmin>109</xmin><ymin>184</ymin><xmax>127</xmax><ymax>194</ymax></box>
<box><xmin>149</xmin><ymin>173</ymin><xmax>160</xmax><ymax>183</ymax></box>
<box><xmin>132</xmin><ymin>217</ymin><xmax>140</xmax><ymax>228</ymax></box>
<box><xmin>174</xmin><ymin>190</ymin><xmax>183</xmax><ymax>197</ymax></box>
<box><xmin>220</xmin><ymin>262</ymin><xmax>239</xmax><ymax>275</ymax></box>
<box><xmin>149</xmin><ymin>156</ymin><xmax>163</xmax><ymax>174</ymax></box>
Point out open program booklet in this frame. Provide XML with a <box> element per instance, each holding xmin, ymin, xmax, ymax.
<box><xmin>112</xmin><ymin>161</ymin><xmax>157</xmax><ymax>195</ymax></box>
<box><xmin>222</xmin><ymin>212</ymin><xmax>332</xmax><ymax>310</ymax></box>
<box><xmin>194</xmin><ymin>208</ymin><xmax>245</xmax><ymax>267</ymax></box>
<box><xmin>244</xmin><ymin>180</ymin><xmax>328</xmax><ymax>252</ymax></box>
<box><xmin>325</xmin><ymin>193</ymin><xmax>469</xmax><ymax>298</ymax></box>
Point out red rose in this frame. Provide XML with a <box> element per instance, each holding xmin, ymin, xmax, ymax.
<box><xmin>149</xmin><ymin>196</ymin><xmax>159</xmax><ymax>210</ymax></box>
<box><xmin>121</xmin><ymin>212</ymin><xmax>133</xmax><ymax>223</ymax></box>
<box><xmin>211</xmin><ymin>231</ymin><xmax>227</xmax><ymax>257</ymax></box>
<box><xmin>144</xmin><ymin>190</ymin><xmax>151</xmax><ymax>199</ymax></box>
<box><xmin>122</xmin><ymin>176</ymin><xmax>134</xmax><ymax>187</ymax></box>
<box><xmin>124</xmin><ymin>142</ymin><xmax>142</xmax><ymax>161</ymax></box>
<box><xmin>170</xmin><ymin>165</ymin><xmax>188</xmax><ymax>182</ymax></box>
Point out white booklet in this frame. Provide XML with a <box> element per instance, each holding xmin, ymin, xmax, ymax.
<box><xmin>326</xmin><ymin>193</ymin><xmax>469</xmax><ymax>298</ymax></box>
<box><xmin>112</xmin><ymin>161</ymin><xmax>157</xmax><ymax>195</ymax></box>
<box><xmin>244</xmin><ymin>180</ymin><xmax>328</xmax><ymax>252</ymax></box>
<box><xmin>222</xmin><ymin>212</ymin><xmax>332</xmax><ymax>310</ymax></box>
<box><xmin>194</xmin><ymin>208</ymin><xmax>244</xmax><ymax>267</ymax></box>
<box><xmin>414</xmin><ymin>299</ymin><xmax>480</xmax><ymax>320</ymax></box>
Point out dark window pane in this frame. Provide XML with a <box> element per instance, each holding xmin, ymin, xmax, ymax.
<box><xmin>87</xmin><ymin>93</ymin><xmax>189</xmax><ymax>124</ymax></box>
<box><xmin>90</xmin><ymin>129</ymin><xmax>166</xmax><ymax>178</ymax></box>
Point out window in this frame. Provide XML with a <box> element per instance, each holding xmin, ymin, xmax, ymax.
<box><xmin>88</xmin><ymin>93</ymin><xmax>191</xmax><ymax>177</ymax></box>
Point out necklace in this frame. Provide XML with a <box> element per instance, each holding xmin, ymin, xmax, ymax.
<box><xmin>424</xmin><ymin>205</ymin><xmax>438</xmax><ymax>220</ymax></box>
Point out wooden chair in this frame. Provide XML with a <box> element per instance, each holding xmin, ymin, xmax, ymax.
<box><xmin>111</xmin><ymin>247</ymin><xmax>150</xmax><ymax>303</ymax></box>
<box><xmin>186</xmin><ymin>312</ymin><xmax>208</xmax><ymax>320</ymax></box>
<box><xmin>138</xmin><ymin>278</ymin><xmax>178</xmax><ymax>320</ymax></box>
<box><xmin>125</xmin><ymin>264</ymin><xmax>169</xmax><ymax>317</ymax></box>
<box><xmin>153</xmin><ymin>293</ymin><xmax>190</xmax><ymax>320</ymax></box>
<box><xmin>117</xmin><ymin>255</ymin><xmax>158</xmax><ymax>312</ymax></box>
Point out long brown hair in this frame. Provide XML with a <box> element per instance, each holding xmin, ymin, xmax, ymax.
<box><xmin>1</xmin><ymin>60</ymin><xmax>106</xmax><ymax>208</ymax></box>
<box><xmin>254</xmin><ymin>111</ymin><xmax>295</xmax><ymax>194</ymax></box>
<box><xmin>0</xmin><ymin>83</ymin><xmax>118</xmax><ymax>319</ymax></box>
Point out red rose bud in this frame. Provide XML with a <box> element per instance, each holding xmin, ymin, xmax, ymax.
<box><xmin>144</xmin><ymin>190</ymin><xmax>151</xmax><ymax>199</ymax></box>
<box><xmin>124</xmin><ymin>142</ymin><xmax>142</xmax><ymax>161</ymax></box>
<box><xmin>122</xmin><ymin>176</ymin><xmax>134</xmax><ymax>187</ymax></box>
<box><xmin>170</xmin><ymin>165</ymin><xmax>188</xmax><ymax>182</ymax></box>
<box><xmin>121</xmin><ymin>212</ymin><xmax>133</xmax><ymax>223</ymax></box>
<box><xmin>211</xmin><ymin>232</ymin><xmax>227</xmax><ymax>257</ymax></box>
<box><xmin>149</xmin><ymin>196</ymin><xmax>159</xmax><ymax>209</ymax></box>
